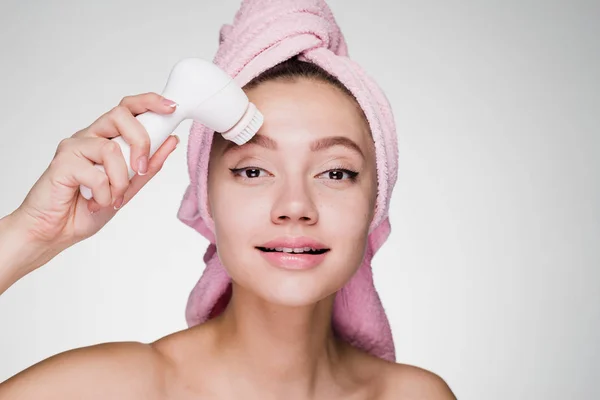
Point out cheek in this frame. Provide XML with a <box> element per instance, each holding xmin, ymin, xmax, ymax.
<box><xmin>209</xmin><ymin>180</ymin><xmax>271</xmax><ymax>244</ymax></box>
<box><xmin>322</xmin><ymin>198</ymin><xmax>370</xmax><ymax>235</ymax></box>
<box><xmin>209</xmin><ymin>182</ymin><xmax>269</xmax><ymax>284</ymax></box>
<box><xmin>319</xmin><ymin>182</ymin><xmax>376</xmax><ymax>235</ymax></box>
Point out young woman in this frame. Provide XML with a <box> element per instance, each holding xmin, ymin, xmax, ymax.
<box><xmin>0</xmin><ymin>0</ymin><xmax>456</xmax><ymax>397</ymax></box>
<box><xmin>0</xmin><ymin>56</ymin><xmax>455</xmax><ymax>400</ymax></box>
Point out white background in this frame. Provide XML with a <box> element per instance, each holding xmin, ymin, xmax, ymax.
<box><xmin>1</xmin><ymin>0</ymin><xmax>598</xmax><ymax>398</ymax></box>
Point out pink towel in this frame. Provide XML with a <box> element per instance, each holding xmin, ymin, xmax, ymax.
<box><xmin>177</xmin><ymin>0</ymin><xmax>399</xmax><ymax>362</ymax></box>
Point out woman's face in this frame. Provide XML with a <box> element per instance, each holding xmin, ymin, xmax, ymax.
<box><xmin>207</xmin><ymin>78</ymin><xmax>377</xmax><ymax>306</ymax></box>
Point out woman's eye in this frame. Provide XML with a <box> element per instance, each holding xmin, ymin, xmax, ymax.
<box><xmin>230</xmin><ymin>167</ymin><xmax>359</xmax><ymax>181</ymax></box>
<box><xmin>230</xmin><ymin>167</ymin><xmax>269</xmax><ymax>179</ymax></box>
<box><xmin>318</xmin><ymin>169</ymin><xmax>359</xmax><ymax>181</ymax></box>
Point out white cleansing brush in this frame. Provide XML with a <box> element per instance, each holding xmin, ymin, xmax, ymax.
<box><xmin>79</xmin><ymin>58</ymin><xmax>263</xmax><ymax>200</ymax></box>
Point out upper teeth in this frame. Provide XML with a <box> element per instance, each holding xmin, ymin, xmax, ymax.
<box><xmin>266</xmin><ymin>247</ymin><xmax>318</xmax><ymax>253</ymax></box>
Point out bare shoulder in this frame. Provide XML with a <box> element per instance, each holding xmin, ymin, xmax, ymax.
<box><xmin>339</xmin><ymin>342</ymin><xmax>455</xmax><ymax>400</ymax></box>
<box><xmin>0</xmin><ymin>341</ymin><xmax>168</xmax><ymax>400</ymax></box>
<box><xmin>382</xmin><ymin>362</ymin><xmax>456</xmax><ymax>400</ymax></box>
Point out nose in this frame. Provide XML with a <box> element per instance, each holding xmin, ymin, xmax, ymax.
<box><xmin>270</xmin><ymin>181</ymin><xmax>319</xmax><ymax>226</ymax></box>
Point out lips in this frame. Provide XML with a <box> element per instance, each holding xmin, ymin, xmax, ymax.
<box><xmin>256</xmin><ymin>237</ymin><xmax>330</xmax><ymax>270</ymax></box>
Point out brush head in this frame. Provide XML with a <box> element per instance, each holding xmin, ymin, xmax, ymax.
<box><xmin>220</xmin><ymin>102</ymin><xmax>263</xmax><ymax>145</ymax></box>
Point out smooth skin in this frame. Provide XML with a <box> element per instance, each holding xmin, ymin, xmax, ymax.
<box><xmin>0</xmin><ymin>86</ymin><xmax>455</xmax><ymax>399</ymax></box>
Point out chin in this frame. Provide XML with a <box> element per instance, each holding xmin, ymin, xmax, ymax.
<box><xmin>231</xmin><ymin>272</ymin><xmax>334</xmax><ymax>308</ymax></box>
<box><xmin>269</xmin><ymin>287</ymin><xmax>327</xmax><ymax>307</ymax></box>
<box><xmin>260</xmin><ymin>269</ymin><xmax>349</xmax><ymax>307</ymax></box>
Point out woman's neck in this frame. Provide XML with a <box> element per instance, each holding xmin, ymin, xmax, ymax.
<box><xmin>209</xmin><ymin>283</ymin><xmax>346</xmax><ymax>398</ymax></box>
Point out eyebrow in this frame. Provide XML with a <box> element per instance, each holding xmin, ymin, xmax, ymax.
<box><xmin>222</xmin><ymin>134</ymin><xmax>365</xmax><ymax>159</ymax></box>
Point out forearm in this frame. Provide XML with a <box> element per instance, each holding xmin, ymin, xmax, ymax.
<box><xmin>0</xmin><ymin>212</ymin><xmax>59</xmax><ymax>295</ymax></box>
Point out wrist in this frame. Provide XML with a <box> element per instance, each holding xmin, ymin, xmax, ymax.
<box><xmin>0</xmin><ymin>211</ymin><xmax>60</xmax><ymax>292</ymax></box>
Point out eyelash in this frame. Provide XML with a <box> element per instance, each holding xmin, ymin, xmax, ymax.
<box><xmin>229</xmin><ymin>166</ymin><xmax>359</xmax><ymax>182</ymax></box>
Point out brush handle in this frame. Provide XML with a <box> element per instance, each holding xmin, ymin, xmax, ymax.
<box><xmin>79</xmin><ymin>110</ymin><xmax>182</xmax><ymax>201</ymax></box>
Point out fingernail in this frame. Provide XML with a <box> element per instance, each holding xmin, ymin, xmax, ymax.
<box><xmin>173</xmin><ymin>135</ymin><xmax>180</xmax><ymax>147</ymax></box>
<box><xmin>89</xmin><ymin>201</ymin><xmax>101</xmax><ymax>214</ymax></box>
<box><xmin>162</xmin><ymin>98</ymin><xmax>178</xmax><ymax>108</ymax></box>
<box><xmin>113</xmin><ymin>196</ymin><xmax>124</xmax><ymax>210</ymax></box>
<box><xmin>137</xmin><ymin>155</ymin><xmax>148</xmax><ymax>175</ymax></box>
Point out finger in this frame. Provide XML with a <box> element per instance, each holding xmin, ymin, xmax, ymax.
<box><xmin>119</xmin><ymin>135</ymin><xmax>179</xmax><ymax>207</ymax></box>
<box><xmin>73</xmin><ymin>92</ymin><xmax>177</xmax><ymax>139</ymax></box>
<box><xmin>74</xmin><ymin>137</ymin><xmax>131</xmax><ymax>206</ymax></box>
<box><xmin>50</xmin><ymin>154</ymin><xmax>113</xmax><ymax>208</ymax></box>
<box><xmin>80</xmin><ymin>106</ymin><xmax>151</xmax><ymax>177</ymax></box>
<box><xmin>58</xmin><ymin>137</ymin><xmax>130</xmax><ymax>206</ymax></box>
<box><xmin>118</xmin><ymin>92</ymin><xmax>178</xmax><ymax>116</ymax></box>
<box><xmin>83</xmin><ymin>95</ymin><xmax>177</xmax><ymax>176</ymax></box>
<box><xmin>108</xmin><ymin>106</ymin><xmax>151</xmax><ymax>176</ymax></box>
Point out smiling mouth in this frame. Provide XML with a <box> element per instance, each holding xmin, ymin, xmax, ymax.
<box><xmin>256</xmin><ymin>247</ymin><xmax>330</xmax><ymax>255</ymax></box>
